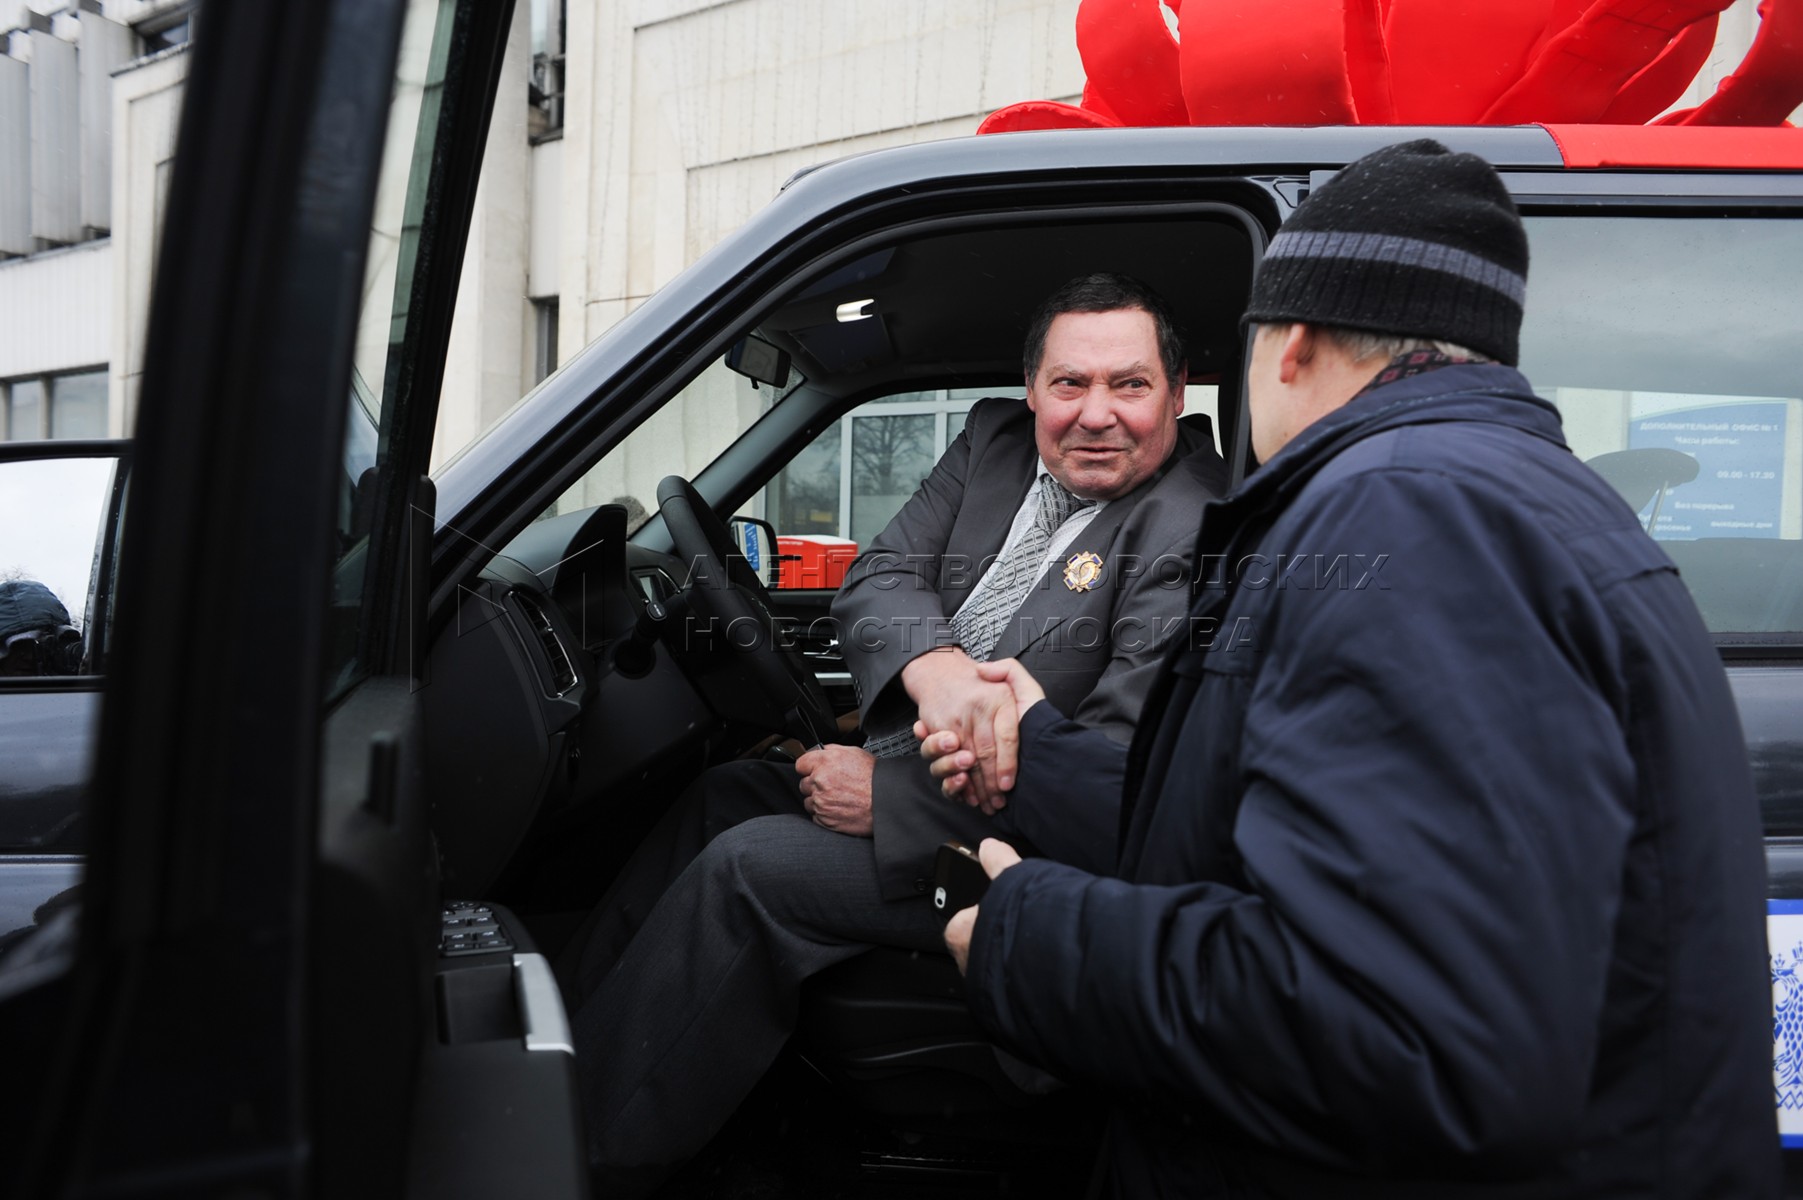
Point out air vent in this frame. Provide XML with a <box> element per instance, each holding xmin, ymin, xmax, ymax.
<box><xmin>512</xmin><ymin>592</ymin><xmax>577</xmax><ymax>695</ymax></box>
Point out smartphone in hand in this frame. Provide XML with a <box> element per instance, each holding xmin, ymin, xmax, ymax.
<box><xmin>933</xmin><ymin>841</ymin><xmax>990</xmax><ymax>919</ymax></box>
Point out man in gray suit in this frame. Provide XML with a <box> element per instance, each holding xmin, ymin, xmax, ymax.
<box><xmin>567</xmin><ymin>273</ymin><xmax>1230</xmax><ymax>1185</ymax></box>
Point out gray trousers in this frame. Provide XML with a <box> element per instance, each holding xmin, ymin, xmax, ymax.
<box><xmin>563</xmin><ymin>759</ymin><xmax>946</xmax><ymax>1172</ymax></box>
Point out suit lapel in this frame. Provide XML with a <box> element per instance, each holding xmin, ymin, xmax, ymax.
<box><xmin>985</xmin><ymin>498</ymin><xmax>1136</xmax><ymax>662</ymax></box>
<box><xmin>940</xmin><ymin>416</ymin><xmax>1037</xmax><ymax>618</ymax></box>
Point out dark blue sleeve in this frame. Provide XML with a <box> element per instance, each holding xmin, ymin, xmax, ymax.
<box><xmin>993</xmin><ymin>700</ymin><xmax>1128</xmax><ymax>876</ymax></box>
<box><xmin>964</xmin><ymin>468</ymin><xmax>1639</xmax><ymax>1167</ymax></box>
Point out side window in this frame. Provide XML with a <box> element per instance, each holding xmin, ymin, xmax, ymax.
<box><xmin>1518</xmin><ymin>214</ymin><xmax>1803</xmax><ymax>638</ymax></box>
<box><xmin>769</xmin><ymin>389</ymin><xmax>991</xmax><ymax>550</ymax></box>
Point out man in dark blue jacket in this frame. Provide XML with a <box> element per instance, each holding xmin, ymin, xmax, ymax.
<box><xmin>927</xmin><ymin>140</ymin><xmax>1778</xmax><ymax>1197</ymax></box>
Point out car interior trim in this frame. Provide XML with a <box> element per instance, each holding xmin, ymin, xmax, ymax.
<box><xmin>513</xmin><ymin>952</ymin><xmax>574</xmax><ymax>1055</ymax></box>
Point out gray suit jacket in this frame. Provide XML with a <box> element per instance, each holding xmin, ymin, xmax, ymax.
<box><xmin>831</xmin><ymin>396</ymin><xmax>1229</xmax><ymax>900</ymax></box>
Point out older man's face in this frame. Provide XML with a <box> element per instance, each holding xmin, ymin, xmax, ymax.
<box><xmin>1026</xmin><ymin>308</ymin><xmax>1184</xmax><ymax>501</ymax></box>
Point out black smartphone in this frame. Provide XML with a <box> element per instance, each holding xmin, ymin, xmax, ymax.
<box><xmin>933</xmin><ymin>841</ymin><xmax>990</xmax><ymax>919</ymax></box>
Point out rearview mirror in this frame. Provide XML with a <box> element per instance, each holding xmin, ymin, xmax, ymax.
<box><xmin>724</xmin><ymin>335</ymin><xmax>791</xmax><ymax>389</ymax></box>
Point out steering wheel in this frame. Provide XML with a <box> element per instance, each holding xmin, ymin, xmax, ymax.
<box><xmin>655</xmin><ymin>475</ymin><xmax>839</xmax><ymax>746</ymax></box>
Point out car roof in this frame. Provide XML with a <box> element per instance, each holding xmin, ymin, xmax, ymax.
<box><xmin>780</xmin><ymin>123</ymin><xmax>1803</xmax><ymax>195</ymax></box>
<box><xmin>780</xmin><ymin>124</ymin><xmax>1561</xmax><ymax>194</ymax></box>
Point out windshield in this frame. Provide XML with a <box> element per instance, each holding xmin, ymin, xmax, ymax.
<box><xmin>543</xmin><ymin>353</ymin><xmax>806</xmax><ymax>532</ymax></box>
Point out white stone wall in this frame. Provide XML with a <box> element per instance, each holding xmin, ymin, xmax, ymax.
<box><xmin>562</xmin><ymin>0</ymin><xmax>1083</xmax><ymax>349</ymax></box>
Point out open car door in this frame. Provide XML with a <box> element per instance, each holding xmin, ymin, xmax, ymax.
<box><xmin>0</xmin><ymin>2</ymin><xmax>585</xmax><ymax>1196</ymax></box>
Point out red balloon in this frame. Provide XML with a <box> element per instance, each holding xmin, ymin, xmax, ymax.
<box><xmin>1076</xmin><ymin>0</ymin><xmax>1187</xmax><ymax>126</ymax></box>
<box><xmin>1481</xmin><ymin>0</ymin><xmax>1735</xmax><ymax>125</ymax></box>
<box><xmin>1680</xmin><ymin>0</ymin><xmax>1803</xmax><ymax>125</ymax></box>
<box><xmin>1600</xmin><ymin>16</ymin><xmax>1718</xmax><ymax>125</ymax></box>
<box><xmin>1180</xmin><ymin>0</ymin><xmax>1359</xmax><ymax>125</ymax></box>
<box><xmin>974</xmin><ymin>0</ymin><xmax>1802</xmax><ymax>135</ymax></box>
<box><xmin>1385</xmin><ymin>0</ymin><xmax>1555</xmax><ymax>123</ymax></box>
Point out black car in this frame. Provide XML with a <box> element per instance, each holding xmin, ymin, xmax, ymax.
<box><xmin>2</xmin><ymin>1</ymin><xmax>1801</xmax><ymax>1194</ymax></box>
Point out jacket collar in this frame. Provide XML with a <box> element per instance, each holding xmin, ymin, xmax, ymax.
<box><xmin>1199</xmin><ymin>364</ymin><xmax>1565</xmax><ymax>560</ymax></box>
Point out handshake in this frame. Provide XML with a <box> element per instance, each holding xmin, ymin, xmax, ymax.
<box><xmin>901</xmin><ymin>646</ymin><xmax>1046</xmax><ymax>814</ymax></box>
<box><xmin>900</xmin><ymin>645</ymin><xmax>1043</xmax><ymax>973</ymax></box>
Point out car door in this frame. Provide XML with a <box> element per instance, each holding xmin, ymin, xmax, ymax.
<box><xmin>0</xmin><ymin>1</ymin><xmax>584</xmax><ymax>1196</ymax></box>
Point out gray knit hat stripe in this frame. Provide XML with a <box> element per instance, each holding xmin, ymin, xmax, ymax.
<box><xmin>1265</xmin><ymin>230</ymin><xmax>1526</xmax><ymax>308</ymax></box>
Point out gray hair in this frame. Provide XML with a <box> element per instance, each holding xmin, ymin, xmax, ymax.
<box><xmin>1322</xmin><ymin>327</ymin><xmax>1489</xmax><ymax>364</ymax></box>
<box><xmin>1259</xmin><ymin>322</ymin><xmax>1489</xmax><ymax>365</ymax></box>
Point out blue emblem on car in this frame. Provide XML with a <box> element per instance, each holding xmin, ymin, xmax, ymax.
<box><xmin>1769</xmin><ymin>903</ymin><xmax>1803</xmax><ymax>1146</ymax></box>
<box><xmin>1776</xmin><ymin>942</ymin><xmax>1803</xmax><ymax>1112</ymax></box>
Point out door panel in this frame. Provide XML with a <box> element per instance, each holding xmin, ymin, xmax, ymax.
<box><xmin>10</xmin><ymin>0</ymin><xmax>419</xmax><ymax>1188</ymax></box>
<box><xmin>0</xmin><ymin>0</ymin><xmax>582</xmax><ymax>1196</ymax></box>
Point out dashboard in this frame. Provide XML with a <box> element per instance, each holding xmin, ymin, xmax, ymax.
<box><xmin>418</xmin><ymin>507</ymin><xmax>714</xmax><ymax>897</ymax></box>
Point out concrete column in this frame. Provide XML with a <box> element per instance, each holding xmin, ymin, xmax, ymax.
<box><xmin>28</xmin><ymin>29</ymin><xmax>80</xmax><ymax>245</ymax></box>
<box><xmin>0</xmin><ymin>55</ymin><xmax>28</xmax><ymax>256</ymax></box>
<box><xmin>77</xmin><ymin>10</ymin><xmax>134</xmax><ymax>233</ymax></box>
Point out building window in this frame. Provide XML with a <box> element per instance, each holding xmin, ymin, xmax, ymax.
<box><xmin>533</xmin><ymin>298</ymin><xmax>559</xmax><ymax>384</ymax></box>
<box><xmin>528</xmin><ymin>0</ymin><xmax>564</xmax><ymax>139</ymax></box>
<box><xmin>2</xmin><ymin>368</ymin><xmax>107</xmax><ymax>441</ymax></box>
<box><xmin>5</xmin><ymin>379</ymin><xmax>44</xmax><ymax>441</ymax></box>
<box><xmin>141</xmin><ymin>17</ymin><xmax>190</xmax><ymax>55</ymax></box>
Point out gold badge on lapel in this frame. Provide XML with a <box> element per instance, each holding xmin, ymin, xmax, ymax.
<box><xmin>1063</xmin><ymin>551</ymin><xmax>1105</xmax><ymax>593</ymax></box>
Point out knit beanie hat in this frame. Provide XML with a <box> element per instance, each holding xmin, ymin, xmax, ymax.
<box><xmin>1242</xmin><ymin>139</ymin><xmax>1529</xmax><ymax>365</ymax></box>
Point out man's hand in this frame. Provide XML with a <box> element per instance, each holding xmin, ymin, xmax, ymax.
<box><xmin>901</xmin><ymin>648</ymin><xmax>1019</xmax><ymax>809</ymax></box>
<box><xmin>944</xmin><ymin>838</ymin><xmax>1024</xmax><ymax>974</ymax></box>
<box><xmin>915</xmin><ymin>660</ymin><xmax>1047</xmax><ymax>808</ymax></box>
<box><xmin>796</xmin><ymin>745</ymin><xmax>877</xmax><ymax>836</ymax></box>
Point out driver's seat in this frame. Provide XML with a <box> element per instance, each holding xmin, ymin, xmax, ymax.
<box><xmin>795</xmin><ymin>946</ymin><xmax>1058</xmax><ymax>1117</ymax></box>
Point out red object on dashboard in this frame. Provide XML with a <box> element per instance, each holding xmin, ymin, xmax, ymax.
<box><xmin>777</xmin><ymin>535</ymin><xmax>858</xmax><ymax>590</ymax></box>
